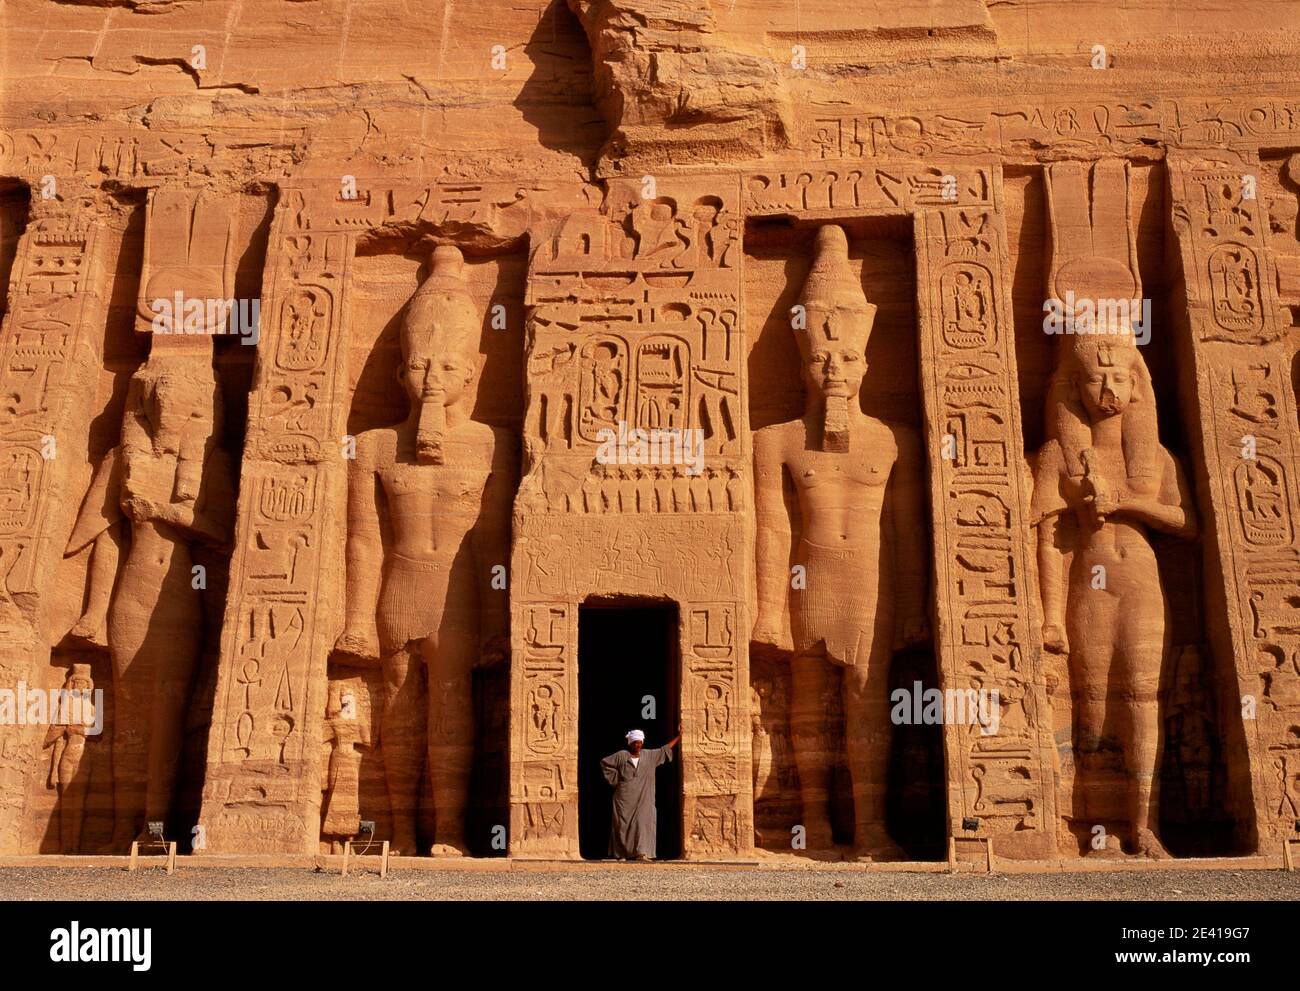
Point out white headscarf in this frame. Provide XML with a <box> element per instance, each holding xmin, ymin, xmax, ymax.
<box><xmin>626</xmin><ymin>729</ymin><xmax>645</xmax><ymax>743</ymax></box>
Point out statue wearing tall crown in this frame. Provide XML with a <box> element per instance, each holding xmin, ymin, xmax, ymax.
<box><xmin>333</xmin><ymin>245</ymin><xmax>515</xmax><ymax>856</ymax></box>
<box><xmin>752</xmin><ymin>224</ymin><xmax>930</xmax><ymax>860</ymax></box>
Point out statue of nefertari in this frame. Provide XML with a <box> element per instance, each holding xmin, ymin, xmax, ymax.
<box><xmin>1032</xmin><ymin>323</ymin><xmax>1197</xmax><ymax>858</ymax></box>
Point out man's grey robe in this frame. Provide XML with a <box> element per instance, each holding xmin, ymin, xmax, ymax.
<box><xmin>600</xmin><ymin>746</ymin><xmax>673</xmax><ymax>859</ymax></box>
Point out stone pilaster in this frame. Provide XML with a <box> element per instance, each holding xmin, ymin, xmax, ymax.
<box><xmin>0</xmin><ymin>193</ymin><xmax>111</xmax><ymax>853</ymax></box>
<box><xmin>1168</xmin><ymin>153</ymin><xmax>1300</xmax><ymax>851</ymax></box>
<box><xmin>913</xmin><ymin>168</ymin><xmax>1059</xmax><ymax>859</ymax></box>
<box><xmin>198</xmin><ymin>188</ymin><xmax>356</xmax><ymax>853</ymax></box>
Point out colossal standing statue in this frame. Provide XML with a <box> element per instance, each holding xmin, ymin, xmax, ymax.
<box><xmin>752</xmin><ymin>224</ymin><xmax>929</xmax><ymax>859</ymax></box>
<box><xmin>1032</xmin><ymin>322</ymin><xmax>1198</xmax><ymax>857</ymax></box>
<box><xmin>333</xmin><ymin>245</ymin><xmax>514</xmax><ymax>856</ymax></box>
<box><xmin>65</xmin><ymin>352</ymin><xmax>234</xmax><ymax>849</ymax></box>
<box><xmin>1032</xmin><ymin>160</ymin><xmax>1200</xmax><ymax>858</ymax></box>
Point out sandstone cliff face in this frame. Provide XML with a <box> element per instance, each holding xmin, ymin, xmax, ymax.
<box><xmin>567</xmin><ymin>0</ymin><xmax>794</xmax><ymax>170</ymax></box>
<box><xmin>0</xmin><ymin>0</ymin><xmax>1297</xmax><ymax>865</ymax></box>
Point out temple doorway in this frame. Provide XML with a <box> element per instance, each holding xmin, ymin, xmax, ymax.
<box><xmin>577</xmin><ymin>600</ymin><xmax>682</xmax><ymax>860</ymax></box>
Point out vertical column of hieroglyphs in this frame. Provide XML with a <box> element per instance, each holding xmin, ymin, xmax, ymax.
<box><xmin>0</xmin><ymin>193</ymin><xmax>110</xmax><ymax>853</ymax></box>
<box><xmin>199</xmin><ymin>187</ymin><xmax>355</xmax><ymax>853</ymax></box>
<box><xmin>1168</xmin><ymin>155</ymin><xmax>1300</xmax><ymax>850</ymax></box>
<box><xmin>510</xmin><ymin>175</ymin><xmax>752</xmax><ymax>858</ymax></box>
<box><xmin>913</xmin><ymin>168</ymin><xmax>1058</xmax><ymax>859</ymax></box>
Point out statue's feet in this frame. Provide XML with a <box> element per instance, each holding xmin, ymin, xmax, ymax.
<box><xmin>67</xmin><ymin>617</ymin><xmax>109</xmax><ymax>650</ymax></box>
<box><xmin>1042</xmin><ymin>623</ymin><xmax>1069</xmax><ymax>654</ymax></box>
<box><xmin>851</xmin><ymin>826</ymin><xmax>905</xmax><ymax>862</ymax></box>
<box><xmin>797</xmin><ymin>820</ymin><xmax>835</xmax><ymax>855</ymax></box>
<box><xmin>389</xmin><ymin>833</ymin><xmax>419</xmax><ymax>857</ymax></box>
<box><xmin>100</xmin><ymin>827</ymin><xmax>138</xmax><ymax>855</ymax></box>
<box><xmin>428</xmin><ymin>841</ymin><xmax>469</xmax><ymax>858</ymax></box>
<box><xmin>1132</xmin><ymin>828</ymin><xmax>1171</xmax><ymax>859</ymax></box>
<box><xmin>1083</xmin><ymin>831</ymin><xmax>1125</xmax><ymax>859</ymax></box>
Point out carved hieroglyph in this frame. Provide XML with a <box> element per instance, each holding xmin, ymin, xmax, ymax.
<box><xmin>752</xmin><ymin>223</ymin><xmax>929</xmax><ymax>859</ymax></box>
<box><xmin>198</xmin><ymin>193</ymin><xmax>357</xmax><ymax>853</ymax></box>
<box><xmin>1168</xmin><ymin>153</ymin><xmax>1300</xmax><ymax>850</ymax></box>
<box><xmin>914</xmin><ymin>170</ymin><xmax>1059</xmax><ymax>859</ymax></box>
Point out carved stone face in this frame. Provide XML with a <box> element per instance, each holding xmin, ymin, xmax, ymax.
<box><xmin>801</xmin><ymin>295</ymin><xmax>870</xmax><ymax>401</ymax></box>
<box><xmin>135</xmin><ymin>366</ymin><xmax>202</xmax><ymax>454</ymax></box>
<box><xmin>401</xmin><ymin>347</ymin><xmax>475</xmax><ymax>411</ymax></box>
<box><xmin>1073</xmin><ymin>342</ymin><xmax>1135</xmax><ymax>420</ymax></box>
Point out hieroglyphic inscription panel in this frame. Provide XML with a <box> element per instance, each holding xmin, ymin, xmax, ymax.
<box><xmin>199</xmin><ymin>189</ymin><xmax>356</xmax><ymax>854</ymax></box>
<box><xmin>914</xmin><ymin>169</ymin><xmax>1058</xmax><ymax>858</ymax></box>
<box><xmin>1169</xmin><ymin>154</ymin><xmax>1300</xmax><ymax>848</ymax></box>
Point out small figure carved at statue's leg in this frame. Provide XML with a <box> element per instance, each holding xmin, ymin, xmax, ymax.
<box><xmin>45</xmin><ymin>665</ymin><xmax>95</xmax><ymax>853</ymax></box>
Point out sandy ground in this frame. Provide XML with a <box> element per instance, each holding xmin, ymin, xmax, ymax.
<box><xmin>1</xmin><ymin>865</ymin><xmax>1297</xmax><ymax>900</ymax></box>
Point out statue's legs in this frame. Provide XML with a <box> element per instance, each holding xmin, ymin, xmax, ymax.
<box><xmin>142</xmin><ymin>532</ymin><xmax>201</xmax><ymax>828</ymax></box>
<box><xmin>843</xmin><ymin>643</ymin><xmax>902</xmax><ymax>860</ymax></box>
<box><xmin>1065</xmin><ymin>580</ymin><xmax>1118</xmax><ymax>827</ymax></box>
<box><xmin>422</xmin><ymin>628</ymin><xmax>475</xmax><ymax>856</ymax></box>
<box><xmin>789</xmin><ymin>650</ymin><xmax>835</xmax><ymax>850</ymax></box>
<box><xmin>380</xmin><ymin>644</ymin><xmax>424</xmax><ymax>855</ymax></box>
<box><xmin>105</xmin><ymin>522</ymin><xmax>198</xmax><ymax>849</ymax></box>
<box><xmin>57</xmin><ymin>738</ymin><xmax>89</xmax><ymax>853</ymax></box>
<box><xmin>1117</xmin><ymin>590</ymin><xmax>1170</xmax><ymax>858</ymax></box>
<box><xmin>70</xmin><ymin>523</ymin><xmax>122</xmax><ymax>648</ymax></box>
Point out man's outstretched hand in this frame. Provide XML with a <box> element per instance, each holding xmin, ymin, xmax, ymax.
<box><xmin>667</xmin><ymin>721</ymin><xmax>683</xmax><ymax>749</ymax></box>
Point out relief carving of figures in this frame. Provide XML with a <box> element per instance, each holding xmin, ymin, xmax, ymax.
<box><xmin>333</xmin><ymin>246</ymin><xmax>516</xmax><ymax>856</ymax></box>
<box><xmin>752</xmin><ymin>224</ymin><xmax>930</xmax><ymax>859</ymax></box>
<box><xmin>63</xmin><ymin>352</ymin><xmax>235</xmax><ymax>850</ymax></box>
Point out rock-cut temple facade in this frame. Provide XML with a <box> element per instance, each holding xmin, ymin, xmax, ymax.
<box><xmin>1</xmin><ymin>0</ymin><xmax>1299</xmax><ymax>865</ymax></box>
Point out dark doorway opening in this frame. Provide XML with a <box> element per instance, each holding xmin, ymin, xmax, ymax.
<box><xmin>884</xmin><ymin>647</ymin><xmax>948</xmax><ymax>860</ymax></box>
<box><xmin>578</xmin><ymin>601</ymin><xmax>681</xmax><ymax>860</ymax></box>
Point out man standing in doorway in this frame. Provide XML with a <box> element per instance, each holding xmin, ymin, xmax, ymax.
<box><xmin>601</xmin><ymin>725</ymin><xmax>681</xmax><ymax>860</ymax></box>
